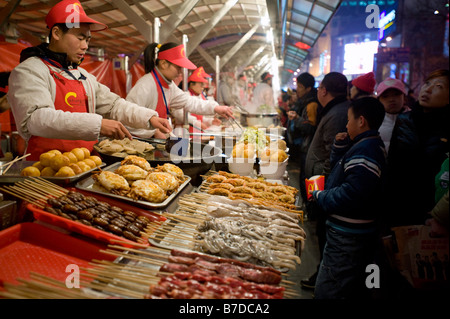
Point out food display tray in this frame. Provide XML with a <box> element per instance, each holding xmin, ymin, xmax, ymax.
<box><xmin>75</xmin><ymin>162</ymin><xmax>192</xmax><ymax>209</ymax></box>
<box><xmin>0</xmin><ymin>160</ymin><xmax>105</xmax><ymax>184</ymax></box>
<box><xmin>0</xmin><ymin>222</ymin><xmax>115</xmax><ymax>285</ymax></box>
<box><xmin>29</xmin><ymin>187</ymin><xmax>166</xmax><ymax>247</ymax></box>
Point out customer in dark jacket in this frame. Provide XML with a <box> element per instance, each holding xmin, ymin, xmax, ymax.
<box><xmin>300</xmin><ymin>72</ymin><xmax>350</xmax><ymax>290</ymax></box>
<box><xmin>312</xmin><ymin>96</ymin><xmax>387</xmax><ymax>299</ymax></box>
<box><xmin>386</xmin><ymin>69</ymin><xmax>449</xmax><ymax>228</ymax></box>
<box><xmin>286</xmin><ymin>72</ymin><xmax>320</xmax><ymax>206</ymax></box>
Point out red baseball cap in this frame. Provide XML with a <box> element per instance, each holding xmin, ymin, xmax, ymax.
<box><xmin>158</xmin><ymin>44</ymin><xmax>197</xmax><ymax>70</ymax></box>
<box><xmin>188</xmin><ymin>68</ymin><xmax>209</xmax><ymax>83</ymax></box>
<box><xmin>46</xmin><ymin>0</ymin><xmax>107</xmax><ymax>32</ymax></box>
<box><xmin>197</xmin><ymin>66</ymin><xmax>212</xmax><ymax>78</ymax></box>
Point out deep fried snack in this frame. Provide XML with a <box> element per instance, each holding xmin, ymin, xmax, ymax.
<box><xmin>121</xmin><ymin>155</ymin><xmax>152</xmax><ymax>171</ymax></box>
<box><xmin>115</xmin><ymin>164</ymin><xmax>149</xmax><ymax>181</ymax></box>
<box><xmin>208</xmin><ymin>188</ymin><xmax>231</xmax><ymax>196</ymax></box>
<box><xmin>222</xmin><ymin>178</ymin><xmax>246</xmax><ymax>187</ymax></box>
<box><xmin>278</xmin><ymin>194</ymin><xmax>296</xmax><ymax>204</ymax></box>
<box><xmin>92</xmin><ymin>171</ymin><xmax>130</xmax><ymax>194</ymax></box>
<box><xmin>146</xmin><ymin>172</ymin><xmax>180</xmax><ymax>192</ymax></box>
<box><xmin>228</xmin><ymin>193</ymin><xmax>253</xmax><ymax>200</ymax></box>
<box><xmin>218</xmin><ymin>171</ymin><xmax>240</xmax><ymax>179</ymax></box>
<box><xmin>157</xmin><ymin>163</ymin><xmax>185</xmax><ymax>181</ymax></box>
<box><xmin>246</xmin><ymin>181</ymin><xmax>267</xmax><ymax>192</ymax></box>
<box><xmin>128</xmin><ymin>180</ymin><xmax>166</xmax><ymax>203</ymax></box>
<box><xmin>209</xmin><ymin>182</ymin><xmax>234</xmax><ymax>191</ymax></box>
<box><xmin>231</xmin><ymin>186</ymin><xmax>257</xmax><ymax>196</ymax></box>
<box><xmin>206</xmin><ymin>174</ymin><xmax>227</xmax><ymax>183</ymax></box>
<box><xmin>269</xmin><ymin>185</ymin><xmax>293</xmax><ymax>196</ymax></box>
<box><xmin>254</xmin><ymin>191</ymin><xmax>278</xmax><ymax>201</ymax></box>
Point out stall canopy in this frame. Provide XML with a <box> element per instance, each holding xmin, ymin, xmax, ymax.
<box><xmin>1</xmin><ymin>0</ymin><xmax>342</xmax><ymax>88</ymax></box>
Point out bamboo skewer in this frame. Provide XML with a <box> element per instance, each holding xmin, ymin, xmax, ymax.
<box><xmin>0</xmin><ymin>153</ymin><xmax>31</xmax><ymax>175</ymax></box>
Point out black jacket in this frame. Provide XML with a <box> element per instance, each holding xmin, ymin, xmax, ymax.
<box><xmin>386</xmin><ymin>102</ymin><xmax>449</xmax><ymax>227</ymax></box>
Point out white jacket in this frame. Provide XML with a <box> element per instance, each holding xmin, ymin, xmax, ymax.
<box><xmin>8</xmin><ymin>56</ymin><xmax>158</xmax><ymax>143</ymax></box>
<box><xmin>250</xmin><ymin>82</ymin><xmax>276</xmax><ymax>113</ymax></box>
<box><xmin>126</xmin><ymin>69</ymin><xmax>218</xmax><ymax>137</ymax></box>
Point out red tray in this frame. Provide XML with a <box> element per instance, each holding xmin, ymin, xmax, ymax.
<box><xmin>28</xmin><ymin>187</ymin><xmax>166</xmax><ymax>247</ymax></box>
<box><xmin>0</xmin><ymin>222</ymin><xmax>115</xmax><ymax>286</ymax></box>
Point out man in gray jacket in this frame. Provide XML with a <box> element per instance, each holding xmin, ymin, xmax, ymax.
<box><xmin>301</xmin><ymin>71</ymin><xmax>350</xmax><ymax>291</ymax></box>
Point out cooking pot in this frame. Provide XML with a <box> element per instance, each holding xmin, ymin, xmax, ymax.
<box><xmin>239</xmin><ymin>112</ymin><xmax>280</xmax><ymax>128</ymax></box>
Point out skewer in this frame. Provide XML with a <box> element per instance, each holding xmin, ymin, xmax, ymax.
<box><xmin>0</xmin><ymin>186</ymin><xmax>46</xmax><ymax>208</ymax></box>
<box><xmin>0</xmin><ymin>153</ymin><xmax>31</xmax><ymax>173</ymax></box>
<box><xmin>80</xmin><ymin>279</ymin><xmax>144</xmax><ymax>299</ymax></box>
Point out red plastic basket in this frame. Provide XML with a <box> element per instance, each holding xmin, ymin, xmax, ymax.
<box><xmin>0</xmin><ymin>222</ymin><xmax>115</xmax><ymax>286</ymax></box>
<box><xmin>28</xmin><ymin>187</ymin><xmax>166</xmax><ymax>247</ymax></box>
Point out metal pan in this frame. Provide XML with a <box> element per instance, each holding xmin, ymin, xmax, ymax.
<box><xmin>75</xmin><ymin>162</ymin><xmax>191</xmax><ymax>209</ymax></box>
<box><xmin>0</xmin><ymin>160</ymin><xmax>105</xmax><ymax>184</ymax></box>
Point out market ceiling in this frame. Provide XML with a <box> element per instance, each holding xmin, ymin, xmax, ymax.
<box><xmin>1</xmin><ymin>0</ymin><xmax>342</xmax><ymax>87</ymax></box>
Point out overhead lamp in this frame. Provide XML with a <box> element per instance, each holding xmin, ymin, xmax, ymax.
<box><xmin>386</xmin><ymin>36</ymin><xmax>392</xmax><ymax>42</ymax></box>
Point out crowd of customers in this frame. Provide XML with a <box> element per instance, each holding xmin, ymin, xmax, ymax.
<box><xmin>283</xmin><ymin>69</ymin><xmax>449</xmax><ymax>299</ymax></box>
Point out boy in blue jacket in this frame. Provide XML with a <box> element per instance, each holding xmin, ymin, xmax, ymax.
<box><xmin>311</xmin><ymin>97</ymin><xmax>387</xmax><ymax>299</ymax></box>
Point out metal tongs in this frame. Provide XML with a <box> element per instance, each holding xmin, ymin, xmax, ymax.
<box><xmin>228</xmin><ymin>116</ymin><xmax>244</xmax><ymax>132</ymax></box>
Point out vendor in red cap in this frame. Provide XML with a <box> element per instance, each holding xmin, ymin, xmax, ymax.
<box><xmin>7</xmin><ymin>0</ymin><xmax>171</xmax><ymax>160</ymax></box>
<box><xmin>126</xmin><ymin>42</ymin><xmax>233</xmax><ymax>139</ymax></box>
<box><xmin>186</xmin><ymin>67</ymin><xmax>221</xmax><ymax>133</ymax></box>
<box><xmin>249</xmin><ymin>72</ymin><xmax>276</xmax><ymax>113</ymax></box>
<box><xmin>349</xmin><ymin>71</ymin><xmax>376</xmax><ymax>100</ymax></box>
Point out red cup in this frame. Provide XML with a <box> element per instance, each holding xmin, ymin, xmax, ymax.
<box><xmin>305</xmin><ymin>175</ymin><xmax>325</xmax><ymax>200</ymax></box>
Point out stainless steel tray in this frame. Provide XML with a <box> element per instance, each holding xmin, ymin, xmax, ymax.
<box><xmin>0</xmin><ymin>160</ymin><xmax>105</xmax><ymax>184</ymax></box>
<box><xmin>75</xmin><ymin>162</ymin><xmax>191</xmax><ymax>209</ymax></box>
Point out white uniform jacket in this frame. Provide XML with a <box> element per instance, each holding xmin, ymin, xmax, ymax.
<box><xmin>126</xmin><ymin>68</ymin><xmax>218</xmax><ymax>137</ymax></box>
<box><xmin>8</xmin><ymin>56</ymin><xmax>158</xmax><ymax>143</ymax></box>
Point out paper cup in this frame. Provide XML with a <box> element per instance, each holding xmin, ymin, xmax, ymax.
<box><xmin>305</xmin><ymin>175</ymin><xmax>325</xmax><ymax>200</ymax></box>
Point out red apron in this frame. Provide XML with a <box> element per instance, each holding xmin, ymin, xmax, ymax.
<box><xmin>151</xmin><ymin>70</ymin><xmax>170</xmax><ymax>119</ymax></box>
<box><xmin>188</xmin><ymin>89</ymin><xmax>204</xmax><ymax>134</ymax></box>
<box><xmin>27</xmin><ymin>59</ymin><xmax>96</xmax><ymax>160</ymax></box>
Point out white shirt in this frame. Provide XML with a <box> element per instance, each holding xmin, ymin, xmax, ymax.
<box><xmin>126</xmin><ymin>68</ymin><xmax>218</xmax><ymax>137</ymax></box>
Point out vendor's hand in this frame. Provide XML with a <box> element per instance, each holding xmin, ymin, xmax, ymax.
<box><xmin>214</xmin><ymin>105</ymin><xmax>234</xmax><ymax>119</ymax></box>
<box><xmin>150</xmin><ymin>116</ymin><xmax>172</xmax><ymax>134</ymax></box>
<box><xmin>100</xmin><ymin>119</ymin><xmax>132</xmax><ymax>140</ymax></box>
<box><xmin>212</xmin><ymin>117</ymin><xmax>222</xmax><ymax>126</ymax></box>
<box><xmin>335</xmin><ymin>132</ymin><xmax>348</xmax><ymax>141</ymax></box>
<box><xmin>287</xmin><ymin>110</ymin><xmax>298</xmax><ymax>120</ymax></box>
<box><xmin>153</xmin><ymin>129</ymin><xmax>168</xmax><ymax>139</ymax></box>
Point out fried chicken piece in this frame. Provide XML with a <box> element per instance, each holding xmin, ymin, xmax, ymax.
<box><xmin>115</xmin><ymin>164</ymin><xmax>149</xmax><ymax>181</ymax></box>
<box><xmin>128</xmin><ymin>180</ymin><xmax>166</xmax><ymax>203</ymax></box>
<box><xmin>278</xmin><ymin>194</ymin><xmax>296</xmax><ymax>204</ymax></box>
<box><xmin>92</xmin><ymin>171</ymin><xmax>130</xmax><ymax>193</ymax></box>
<box><xmin>146</xmin><ymin>172</ymin><xmax>180</xmax><ymax>192</ymax></box>
<box><xmin>121</xmin><ymin>155</ymin><xmax>152</xmax><ymax>171</ymax></box>
<box><xmin>231</xmin><ymin>186</ymin><xmax>257</xmax><ymax>196</ymax></box>
<box><xmin>157</xmin><ymin>163</ymin><xmax>184</xmax><ymax>181</ymax></box>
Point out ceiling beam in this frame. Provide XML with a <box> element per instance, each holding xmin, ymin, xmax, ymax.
<box><xmin>221</xmin><ymin>24</ymin><xmax>259</xmax><ymax>67</ymax></box>
<box><xmin>187</xmin><ymin>0</ymin><xmax>238</xmax><ymax>56</ymax></box>
<box><xmin>110</xmin><ymin>0</ymin><xmax>152</xmax><ymax>43</ymax></box>
<box><xmin>0</xmin><ymin>0</ymin><xmax>22</xmax><ymax>30</ymax></box>
<box><xmin>195</xmin><ymin>45</ymin><xmax>216</xmax><ymax>70</ymax></box>
<box><xmin>159</xmin><ymin>0</ymin><xmax>199</xmax><ymax>43</ymax></box>
<box><xmin>236</xmin><ymin>44</ymin><xmax>267</xmax><ymax>75</ymax></box>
